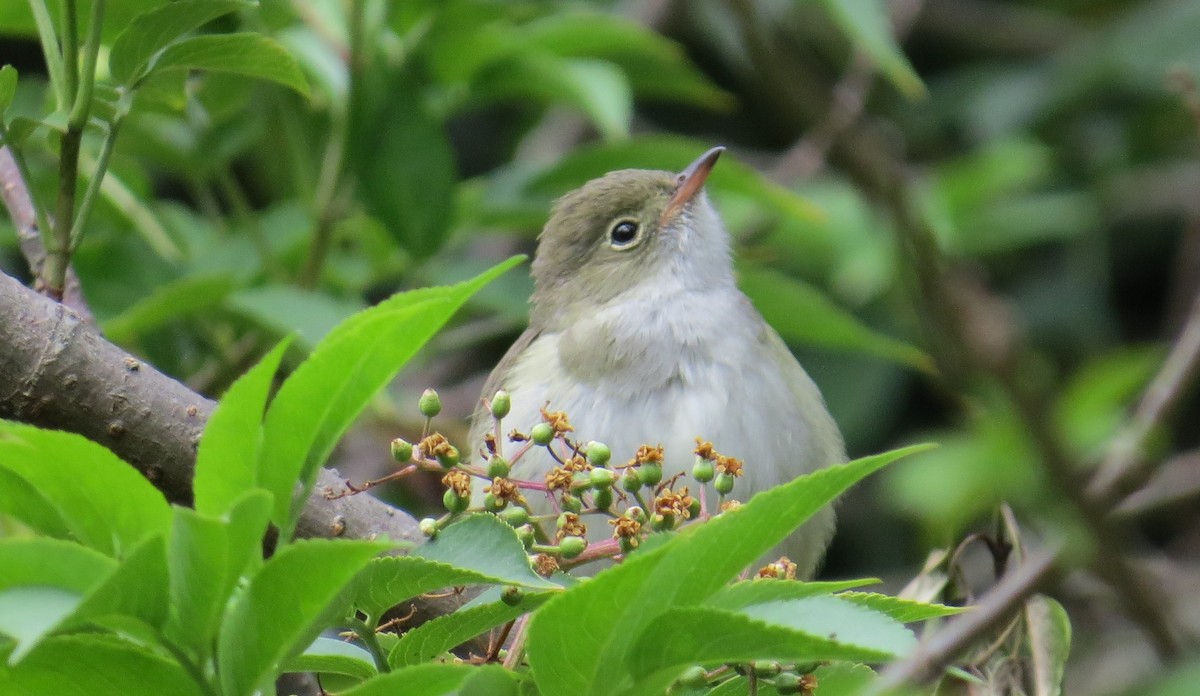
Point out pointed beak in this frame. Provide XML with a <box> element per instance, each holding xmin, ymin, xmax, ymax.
<box><xmin>661</xmin><ymin>146</ymin><xmax>724</xmax><ymax>226</ymax></box>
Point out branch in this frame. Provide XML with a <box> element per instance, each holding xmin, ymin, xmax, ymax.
<box><xmin>0</xmin><ymin>270</ymin><xmax>466</xmax><ymax>626</ymax></box>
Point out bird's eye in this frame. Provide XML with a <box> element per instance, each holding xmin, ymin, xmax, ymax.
<box><xmin>608</xmin><ymin>219</ymin><xmax>641</xmax><ymax>249</ymax></box>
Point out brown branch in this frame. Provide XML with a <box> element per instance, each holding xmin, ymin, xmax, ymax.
<box><xmin>0</xmin><ymin>270</ymin><xmax>466</xmax><ymax>628</ymax></box>
<box><xmin>0</xmin><ymin>146</ymin><xmax>94</xmax><ymax>324</ymax></box>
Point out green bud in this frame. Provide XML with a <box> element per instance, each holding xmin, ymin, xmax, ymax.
<box><xmin>555</xmin><ymin>512</ymin><xmax>573</xmax><ymax>530</ymax></box>
<box><xmin>390</xmin><ymin>438</ymin><xmax>413</xmax><ymax>463</ymax></box>
<box><xmin>558</xmin><ymin>535</ymin><xmax>587</xmax><ymax>559</ymax></box>
<box><xmin>501</xmin><ymin>586</ymin><xmax>523</xmax><ymax>606</ymax></box>
<box><xmin>418</xmin><ymin>388</ymin><xmax>442</xmax><ymax>417</ymax></box>
<box><xmin>621</xmin><ymin>468</ymin><xmax>642</xmax><ymax>492</ymax></box>
<box><xmin>625</xmin><ymin>506</ymin><xmax>646</xmax><ymax>523</ymax></box>
<box><xmin>652</xmin><ymin>513</ymin><xmax>673</xmax><ymax>531</ymax></box>
<box><xmin>572</xmin><ymin>472</ymin><xmax>592</xmax><ymax>491</ymax></box>
<box><xmin>560</xmin><ymin>493</ymin><xmax>582</xmax><ymax>513</ymax></box>
<box><xmin>418</xmin><ymin>518</ymin><xmax>438</xmax><ymax>537</ymax></box>
<box><xmin>442</xmin><ymin>489</ymin><xmax>468</xmax><ymax>513</ymax></box>
<box><xmin>753</xmin><ymin>661</ymin><xmax>781</xmax><ymax>677</ymax></box>
<box><xmin>435</xmin><ymin>445</ymin><xmax>460</xmax><ymax>469</ymax></box>
<box><xmin>639</xmin><ymin>463</ymin><xmax>663</xmax><ymax>487</ymax></box>
<box><xmin>692</xmin><ymin>457</ymin><xmax>715</xmax><ymax>483</ymax></box>
<box><xmin>593</xmin><ymin>487</ymin><xmax>614</xmax><ymax>511</ymax></box>
<box><xmin>774</xmin><ymin>672</ymin><xmax>803</xmax><ymax>695</ymax></box>
<box><xmin>688</xmin><ymin>497</ymin><xmax>702</xmax><ymax>519</ymax></box>
<box><xmin>500</xmin><ymin>506</ymin><xmax>529</xmax><ymax>527</ymax></box>
<box><xmin>490</xmin><ymin>390</ymin><xmax>511</xmax><ymax>419</ymax></box>
<box><xmin>714</xmin><ymin>471</ymin><xmax>735</xmax><ymax>495</ymax></box>
<box><xmin>619</xmin><ymin>535</ymin><xmax>638</xmax><ymax>555</ymax></box>
<box><xmin>676</xmin><ymin>666</ymin><xmax>707</xmax><ymax>688</ymax></box>
<box><xmin>486</xmin><ymin>456</ymin><xmax>511</xmax><ymax>478</ymax></box>
<box><xmin>484</xmin><ymin>493</ymin><xmax>506</xmax><ymax>513</ymax></box>
<box><xmin>515</xmin><ymin>524</ymin><xmax>535</xmax><ymax>548</ymax></box>
<box><xmin>530</xmin><ymin>422</ymin><xmax>554</xmax><ymax>446</ymax></box>
<box><xmin>586</xmin><ymin>440</ymin><xmax>611</xmax><ymax>466</ymax></box>
<box><xmin>589</xmin><ymin>467</ymin><xmax>616</xmax><ymax>489</ymax></box>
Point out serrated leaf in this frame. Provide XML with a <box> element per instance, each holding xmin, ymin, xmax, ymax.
<box><xmin>258</xmin><ymin>257</ymin><xmax>523</xmax><ymax>537</ymax></box>
<box><xmin>217</xmin><ymin>539</ymin><xmax>389</xmax><ymax>696</ymax></box>
<box><xmin>389</xmin><ymin>592</ymin><xmax>550</xmax><ymax>668</ymax></box>
<box><xmin>704</xmin><ymin>578</ymin><xmax>879</xmax><ymax>611</ymax></box>
<box><xmin>0</xmin><ymin>635</ymin><xmax>204</xmax><ymax>696</ymax></box>
<box><xmin>835</xmin><ymin>591</ymin><xmax>964</xmax><ymax>623</ymax></box>
<box><xmin>0</xmin><ymin>423</ymin><xmax>171</xmax><ymax>557</ymax></box>
<box><xmin>1025</xmin><ymin>595</ymin><xmax>1070</xmax><ymax>696</ymax></box>
<box><xmin>0</xmin><ymin>65</ymin><xmax>16</xmax><ymax>115</ymax></box>
<box><xmin>819</xmin><ymin>0</ymin><xmax>924</xmax><ymax>98</ymax></box>
<box><xmin>102</xmin><ymin>274</ymin><xmax>236</xmax><ymax>343</ymax></box>
<box><xmin>151</xmin><ymin>33</ymin><xmax>310</xmax><ymax>97</ymax></box>
<box><xmin>110</xmin><ymin>0</ymin><xmax>249</xmax><ymax>84</ymax></box>
<box><xmin>527</xmin><ymin>444</ymin><xmax>932</xmax><ymax>696</ymax></box>
<box><xmin>193</xmin><ymin>339</ymin><xmax>291</xmax><ymax>516</ymax></box>
<box><xmin>285</xmin><ymin>636</ymin><xmax>377</xmax><ymax>681</ymax></box>
<box><xmin>340</xmin><ymin>663</ymin><xmax>513</xmax><ymax>696</ymax></box>
<box><xmin>413</xmin><ymin>515</ymin><xmax>558</xmax><ymax>592</ymax></box>
<box><xmin>352</xmin><ymin>552</ymin><xmax>554</xmax><ymax>620</ymax></box>
<box><xmin>739</xmin><ymin>262</ymin><xmax>933</xmax><ymax>373</ymax></box>
<box><xmin>626</xmin><ymin>598</ymin><xmax>912</xmax><ymax>678</ymax></box>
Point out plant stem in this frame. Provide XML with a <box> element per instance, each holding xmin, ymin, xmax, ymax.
<box><xmin>68</xmin><ymin>116</ymin><xmax>120</xmax><ymax>252</ymax></box>
<box><xmin>27</xmin><ymin>0</ymin><xmax>67</xmax><ymax>110</ymax></box>
<box><xmin>349</xmin><ymin>617</ymin><xmax>390</xmax><ymax>673</ymax></box>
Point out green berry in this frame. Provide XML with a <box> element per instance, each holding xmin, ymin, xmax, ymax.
<box><xmin>639</xmin><ymin>463</ymin><xmax>663</xmax><ymax>487</ymax></box>
<box><xmin>593</xmin><ymin>487</ymin><xmax>614</xmax><ymax>511</ymax></box>
<box><xmin>753</xmin><ymin>661</ymin><xmax>781</xmax><ymax>677</ymax></box>
<box><xmin>418</xmin><ymin>518</ymin><xmax>438</xmax><ymax>537</ymax></box>
<box><xmin>619</xmin><ymin>535</ymin><xmax>638</xmax><ymax>555</ymax></box>
<box><xmin>418</xmin><ymin>388</ymin><xmax>442</xmax><ymax>417</ymax></box>
<box><xmin>622</xmin><ymin>469</ymin><xmax>642</xmax><ymax>492</ymax></box>
<box><xmin>515</xmin><ymin>524</ymin><xmax>535</xmax><ymax>548</ymax></box>
<box><xmin>442</xmin><ymin>489</ymin><xmax>468</xmax><ymax>513</ymax></box>
<box><xmin>589</xmin><ymin>467</ymin><xmax>616</xmax><ymax>489</ymax></box>
<box><xmin>435</xmin><ymin>445</ymin><xmax>460</xmax><ymax>469</ymax></box>
<box><xmin>500</xmin><ymin>506</ymin><xmax>529</xmax><ymax>527</ymax></box>
<box><xmin>558</xmin><ymin>536</ymin><xmax>587</xmax><ymax>559</ymax></box>
<box><xmin>484</xmin><ymin>493</ymin><xmax>507</xmax><ymax>512</ymax></box>
<box><xmin>560</xmin><ymin>493</ymin><xmax>582</xmax><ymax>513</ymax></box>
<box><xmin>774</xmin><ymin>672</ymin><xmax>803</xmax><ymax>695</ymax></box>
<box><xmin>501</xmin><ymin>586</ymin><xmax>523</xmax><ymax>606</ymax></box>
<box><xmin>390</xmin><ymin>438</ymin><xmax>413</xmax><ymax>463</ymax></box>
<box><xmin>486</xmin><ymin>456</ymin><xmax>510</xmax><ymax>478</ymax></box>
<box><xmin>688</xmin><ymin>498</ymin><xmax>702</xmax><ymax>519</ymax></box>
<box><xmin>714</xmin><ymin>471</ymin><xmax>735</xmax><ymax>495</ymax></box>
<box><xmin>530</xmin><ymin>422</ymin><xmax>554</xmax><ymax>446</ymax></box>
<box><xmin>490</xmin><ymin>390</ymin><xmax>511</xmax><ymax>419</ymax></box>
<box><xmin>652</xmin><ymin>513</ymin><xmax>673</xmax><ymax>531</ymax></box>
<box><xmin>586</xmin><ymin>440</ymin><xmax>611</xmax><ymax>466</ymax></box>
<box><xmin>625</xmin><ymin>506</ymin><xmax>646</xmax><ymax>523</ymax></box>
<box><xmin>692</xmin><ymin>457</ymin><xmax>715</xmax><ymax>483</ymax></box>
<box><xmin>573</xmin><ymin>472</ymin><xmax>592</xmax><ymax>491</ymax></box>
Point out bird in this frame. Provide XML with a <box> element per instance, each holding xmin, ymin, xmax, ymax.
<box><xmin>470</xmin><ymin>147</ymin><xmax>845</xmax><ymax>576</ymax></box>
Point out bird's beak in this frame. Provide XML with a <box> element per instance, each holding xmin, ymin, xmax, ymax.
<box><xmin>661</xmin><ymin>146</ymin><xmax>724</xmax><ymax>226</ymax></box>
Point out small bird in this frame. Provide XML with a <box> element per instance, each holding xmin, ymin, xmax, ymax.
<box><xmin>471</xmin><ymin>147</ymin><xmax>845</xmax><ymax>576</ymax></box>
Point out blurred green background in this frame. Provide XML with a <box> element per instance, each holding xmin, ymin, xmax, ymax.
<box><xmin>2</xmin><ymin>1</ymin><xmax>1198</xmax><ymax>692</ymax></box>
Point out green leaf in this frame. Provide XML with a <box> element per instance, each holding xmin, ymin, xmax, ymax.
<box><xmin>835</xmin><ymin>591</ymin><xmax>964</xmax><ymax>623</ymax></box>
<box><xmin>704</xmin><ymin>578</ymin><xmax>879</xmax><ymax>611</ymax></box>
<box><xmin>0</xmin><ymin>587</ymin><xmax>81</xmax><ymax>664</ymax></box>
<box><xmin>1025</xmin><ymin>595</ymin><xmax>1070</xmax><ymax>696</ymax></box>
<box><xmin>738</xmin><ymin>262</ymin><xmax>933</xmax><ymax>373</ymax></box>
<box><xmin>151</xmin><ymin>33</ymin><xmax>311</xmax><ymax>97</ymax></box>
<box><xmin>350</xmin><ymin>73</ymin><xmax>455</xmax><ymax>259</ymax></box>
<box><xmin>626</xmin><ymin>598</ymin><xmax>913</xmax><ymax>678</ymax></box>
<box><xmin>69</xmin><ymin>535</ymin><xmax>170</xmax><ymax>635</ymax></box>
<box><xmin>102</xmin><ymin>274</ymin><xmax>236</xmax><ymax>344</ymax></box>
<box><xmin>0</xmin><ymin>635</ymin><xmax>205</xmax><ymax>696</ymax></box>
<box><xmin>341</xmin><ymin>663</ymin><xmax>515</xmax><ymax>696</ymax></box>
<box><xmin>217</xmin><ymin>538</ymin><xmax>388</xmax><ymax>696</ymax></box>
<box><xmin>0</xmin><ymin>467</ymin><xmax>70</xmax><ymax>540</ymax></box>
<box><xmin>109</xmin><ymin>0</ymin><xmax>250</xmax><ymax>84</ymax></box>
<box><xmin>477</xmin><ymin>55</ymin><xmax>632</xmax><ymax>140</ymax></box>
<box><xmin>819</xmin><ymin>0</ymin><xmax>924</xmax><ymax>98</ymax></box>
<box><xmin>227</xmin><ymin>285</ymin><xmax>365</xmax><ymax>350</ymax></box>
<box><xmin>0</xmin><ymin>65</ymin><xmax>16</xmax><ymax>116</ymax></box>
<box><xmin>527</xmin><ymin>444</ymin><xmax>932</xmax><ymax>696</ymax></box>
<box><xmin>284</xmin><ymin>636</ymin><xmax>377</xmax><ymax>681</ymax></box>
<box><xmin>258</xmin><ymin>257</ymin><xmax>523</xmax><ymax>536</ymax></box>
<box><xmin>353</xmin><ymin>553</ymin><xmax>554</xmax><ymax>620</ymax></box>
<box><xmin>193</xmin><ymin>339</ymin><xmax>291</xmax><ymax>516</ymax></box>
<box><xmin>413</xmin><ymin>514</ymin><xmax>559</xmax><ymax>592</ymax></box>
<box><xmin>389</xmin><ymin>591</ymin><xmax>550</xmax><ymax>668</ymax></box>
<box><xmin>0</xmin><ymin>422</ymin><xmax>171</xmax><ymax>557</ymax></box>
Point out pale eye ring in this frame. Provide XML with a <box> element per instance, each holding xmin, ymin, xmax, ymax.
<box><xmin>608</xmin><ymin>219</ymin><xmax>641</xmax><ymax>249</ymax></box>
